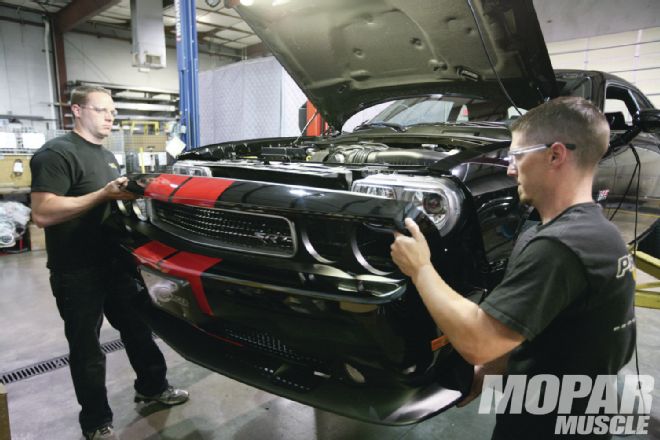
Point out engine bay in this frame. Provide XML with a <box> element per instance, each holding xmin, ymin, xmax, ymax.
<box><xmin>175</xmin><ymin>140</ymin><xmax>465</xmax><ymax>189</ymax></box>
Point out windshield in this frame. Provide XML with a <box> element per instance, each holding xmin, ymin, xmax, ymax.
<box><xmin>345</xmin><ymin>95</ymin><xmax>524</xmax><ymax>132</ymax></box>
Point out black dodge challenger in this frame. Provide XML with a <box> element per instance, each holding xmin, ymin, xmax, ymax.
<box><xmin>107</xmin><ymin>0</ymin><xmax>660</xmax><ymax>425</ymax></box>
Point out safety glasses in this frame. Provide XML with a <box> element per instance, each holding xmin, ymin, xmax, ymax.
<box><xmin>506</xmin><ymin>142</ymin><xmax>576</xmax><ymax>170</ymax></box>
<box><xmin>79</xmin><ymin>104</ymin><xmax>118</xmax><ymax>117</ymax></box>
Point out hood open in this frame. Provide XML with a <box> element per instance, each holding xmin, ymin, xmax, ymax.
<box><xmin>227</xmin><ymin>0</ymin><xmax>557</xmax><ymax>128</ymax></box>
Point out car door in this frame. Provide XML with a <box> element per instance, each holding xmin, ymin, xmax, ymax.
<box><xmin>556</xmin><ymin>72</ymin><xmax>617</xmax><ymax>213</ymax></box>
<box><xmin>600</xmin><ymin>82</ymin><xmax>660</xmax><ymax>243</ymax></box>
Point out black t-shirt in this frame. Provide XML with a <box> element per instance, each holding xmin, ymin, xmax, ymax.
<box><xmin>30</xmin><ymin>132</ymin><xmax>121</xmax><ymax>270</ymax></box>
<box><xmin>481</xmin><ymin>203</ymin><xmax>636</xmax><ymax>439</ymax></box>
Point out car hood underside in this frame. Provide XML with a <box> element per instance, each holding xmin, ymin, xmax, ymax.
<box><xmin>228</xmin><ymin>0</ymin><xmax>558</xmax><ymax>127</ymax></box>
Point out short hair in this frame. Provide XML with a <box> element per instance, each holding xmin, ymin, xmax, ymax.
<box><xmin>69</xmin><ymin>85</ymin><xmax>112</xmax><ymax>106</ymax></box>
<box><xmin>510</xmin><ymin>96</ymin><xmax>610</xmax><ymax>169</ymax></box>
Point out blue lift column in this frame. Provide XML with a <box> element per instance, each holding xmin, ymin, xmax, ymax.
<box><xmin>175</xmin><ymin>0</ymin><xmax>200</xmax><ymax>150</ymax></box>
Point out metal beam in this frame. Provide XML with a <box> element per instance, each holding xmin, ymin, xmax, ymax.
<box><xmin>0</xmin><ymin>15</ymin><xmax>43</xmax><ymax>28</ymax></box>
<box><xmin>55</xmin><ymin>0</ymin><xmax>121</xmax><ymax>33</ymax></box>
<box><xmin>61</xmin><ymin>20</ymin><xmax>241</xmax><ymax>59</ymax></box>
<box><xmin>635</xmin><ymin>251</ymin><xmax>660</xmax><ymax>280</ymax></box>
<box><xmin>52</xmin><ymin>28</ymin><xmax>68</xmax><ymax>128</ymax></box>
<box><xmin>163</xmin><ymin>11</ymin><xmax>254</xmax><ymax>38</ymax></box>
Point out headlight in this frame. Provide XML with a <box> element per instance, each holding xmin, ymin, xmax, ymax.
<box><xmin>172</xmin><ymin>160</ymin><xmax>212</xmax><ymax>176</ymax></box>
<box><xmin>351</xmin><ymin>183</ymin><xmax>395</xmax><ymax>199</ymax></box>
<box><xmin>351</xmin><ymin>174</ymin><xmax>463</xmax><ymax>236</ymax></box>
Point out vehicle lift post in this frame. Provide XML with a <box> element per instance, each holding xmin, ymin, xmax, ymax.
<box><xmin>175</xmin><ymin>0</ymin><xmax>200</xmax><ymax>151</ymax></box>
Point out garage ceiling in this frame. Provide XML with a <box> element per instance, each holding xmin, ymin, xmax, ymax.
<box><xmin>1</xmin><ymin>0</ymin><xmax>658</xmax><ymax>61</ymax></box>
<box><xmin>0</xmin><ymin>0</ymin><xmax>263</xmax><ymax>59</ymax></box>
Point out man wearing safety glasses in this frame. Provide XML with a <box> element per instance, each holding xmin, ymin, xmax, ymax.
<box><xmin>30</xmin><ymin>86</ymin><xmax>188</xmax><ymax>440</ymax></box>
<box><xmin>391</xmin><ymin>97</ymin><xmax>636</xmax><ymax>439</ymax></box>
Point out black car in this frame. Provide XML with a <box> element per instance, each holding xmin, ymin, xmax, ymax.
<box><xmin>108</xmin><ymin>0</ymin><xmax>660</xmax><ymax>425</ymax></box>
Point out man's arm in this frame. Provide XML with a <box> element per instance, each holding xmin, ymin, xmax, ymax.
<box><xmin>31</xmin><ymin>177</ymin><xmax>136</xmax><ymax>228</ymax></box>
<box><xmin>391</xmin><ymin>218</ymin><xmax>524</xmax><ymax>365</ymax></box>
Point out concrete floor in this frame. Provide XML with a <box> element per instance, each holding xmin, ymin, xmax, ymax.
<box><xmin>1</xmin><ymin>250</ymin><xmax>658</xmax><ymax>440</ymax></box>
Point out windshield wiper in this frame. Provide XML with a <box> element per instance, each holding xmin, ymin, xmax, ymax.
<box><xmin>353</xmin><ymin>121</ymin><xmax>407</xmax><ymax>132</ymax></box>
<box><xmin>407</xmin><ymin>121</ymin><xmax>507</xmax><ymax>129</ymax></box>
<box><xmin>454</xmin><ymin>121</ymin><xmax>507</xmax><ymax>127</ymax></box>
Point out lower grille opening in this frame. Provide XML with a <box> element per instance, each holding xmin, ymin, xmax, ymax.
<box><xmin>221</xmin><ymin>326</ymin><xmax>325</xmax><ymax>368</ymax></box>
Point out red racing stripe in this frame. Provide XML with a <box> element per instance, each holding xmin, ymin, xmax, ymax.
<box><xmin>144</xmin><ymin>174</ymin><xmax>190</xmax><ymax>201</ymax></box>
<box><xmin>170</xmin><ymin>176</ymin><xmax>235</xmax><ymax>207</ymax></box>
<box><xmin>160</xmin><ymin>251</ymin><xmax>223</xmax><ymax>316</ymax></box>
<box><xmin>133</xmin><ymin>241</ymin><xmax>178</xmax><ymax>266</ymax></box>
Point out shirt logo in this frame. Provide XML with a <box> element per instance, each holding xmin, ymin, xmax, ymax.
<box><xmin>616</xmin><ymin>254</ymin><xmax>634</xmax><ymax>278</ymax></box>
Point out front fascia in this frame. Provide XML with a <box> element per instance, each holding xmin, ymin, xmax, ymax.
<box><xmin>110</xmin><ymin>175</ymin><xmax>476</xmax><ymax>424</ymax></box>
<box><xmin>121</xmin><ymin>173</ymin><xmax>453</xmax><ymax>303</ymax></box>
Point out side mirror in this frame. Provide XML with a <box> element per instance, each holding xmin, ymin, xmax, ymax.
<box><xmin>609</xmin><ymin>109</ymin><xmax>660</xmax><ymax>149</ymax></box>
<box><xmin>634</xmin><ymin>109</ymin><xmax>660</xmax><ymax>133</ymax></box>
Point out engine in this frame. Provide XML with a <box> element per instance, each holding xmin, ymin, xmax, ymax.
<box><xmin>175</xmin><ymin>143</ymin><xmax>454</xmax><ymax>188</ymax></box>
<box><xmin>311</xmin><ymin>143</ymin><xmax>453</xmax><ymax>166</ymax></box>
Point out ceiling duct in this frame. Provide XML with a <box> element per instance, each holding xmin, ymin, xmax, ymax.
<box><xmin>131</xmin><ymin>0</ymin><xmax>166</xmax><ymax>70</ymax></box>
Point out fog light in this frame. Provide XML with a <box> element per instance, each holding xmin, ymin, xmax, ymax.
<box><xmin>141</xmin><ymin>268</ymin><xmax>184</xmax><ymax>306</ymax></box>
<box><xmin>344</xmin><ymin>363</ymin><xmax>366</xmax><ymax>384</ymax></box>
<box><xmin>153</xmin><ymin>280</ymin><xmax>178</xmax><ymax>302</ymax></box>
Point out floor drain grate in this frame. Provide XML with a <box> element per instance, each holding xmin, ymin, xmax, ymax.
<box><xmin>1</xmin><ymin>338</ymin><xmax>127</xmax><ymax>385</ymax></box>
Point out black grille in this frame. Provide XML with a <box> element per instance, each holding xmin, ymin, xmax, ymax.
<box><xmin>151</xmin><ymin>200</ymin><xmax>296</xmax><ymax>257</ymax></box>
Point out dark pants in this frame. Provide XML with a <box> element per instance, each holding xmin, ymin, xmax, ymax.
<box><xmin>49</xmin><ymin>261</ymin><xmax>168</xmax><ymax>433</ymax></box>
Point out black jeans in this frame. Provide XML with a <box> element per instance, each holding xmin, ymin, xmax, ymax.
<box><xmin>49</xmin><ymin>261</ymin><xmax>168</xmax><ymax>433</ymax></box>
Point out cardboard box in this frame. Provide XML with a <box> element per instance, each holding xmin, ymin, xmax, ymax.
<box><xmin>28</xmin><ymin>222</ymin><xmax>46</xmax><ymax>251</ymax></box>
<box><xmin>0</xmin><ymin>154</ymin><xmax>32</xmax><ymax>193</ymax></box>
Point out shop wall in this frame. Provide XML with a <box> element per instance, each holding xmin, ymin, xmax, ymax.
<box><xmin>0</xmin><ymin>21</ymin><xmax>54</xmax><ymax>131</ymax></box>
<box><xmin>2</xmin><ymin>17</ymin><xmax>659</xmax><ymax>134</ymax></box>
<box><xmin>0</xmin><ymin>20</ymin><xmax>232</xmax><ymax>132</ymax></box>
